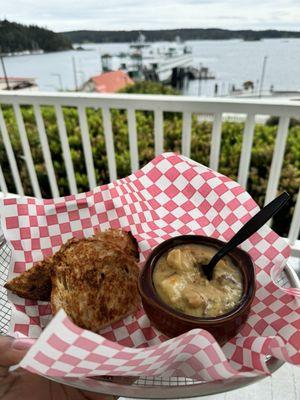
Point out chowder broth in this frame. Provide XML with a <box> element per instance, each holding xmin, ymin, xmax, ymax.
<box><xmin>153</xmin><ymin>244</ymin><xmax>243</xmax><ymax>317</ymax></box>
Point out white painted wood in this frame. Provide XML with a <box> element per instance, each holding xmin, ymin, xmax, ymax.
<box><xmin>0</xmin><ymin>165</ymin><xmax>7</xmax><ymax>194</ymax></box>
<box><xmin>119</xmin><ymin>364</ymin><xmax>300</xmax><ymax>400</ymax></box>
<box><xmin>102</xmin><ymin>107</ymin><xmax>117</xmax><ymax>181</ymax></box>
<box><xmin>127</xmin><ymin>108</ymin><xmax>139</xmax><ymax>173</ymax></box>
<box><xmin>288</xmin><ymin>188</ymin><xmax>300</xmax><ymax>246</ymax></box>
<box><xmin>223</xmin><ymin>374</ymin><xmax>273</xmax><ymax>400</ymax></box>
<box><xmin>78</xmin><ymin>105</ymin><xmax>97</xmax><ymax>189</ymax></box>
<box><xmin>13</xmin><ymin>104</ymin><xmax>41</xmax><ymax>198</ymax></box>
<box><xmin>209</xmin><ymin>113</ymin><xmax>223</xmax><ymax>171</ymax></box>
<box><xmin>237</xmin><ymin>114</ymin><xmax>255</xmax><ymax>189</ymax></box>
<box><xmin>270</xmin><ymin>363</ymin><xmax>299</xmax><ymax>400</ymax></box>
<box><xmin>201</xmin><ymin>392</ymin><xmax>226</xmax><ymax>399</ymax></box>
<box><xmin>264</xmin><ymin>116</ymin><xmax>290</xmax><ymax>206</ymax></box>
<box><xmin>154</xmin><ymin>109</ymin><xmax>164</xmax><ymax>156</ymax></box>
<box><xmin>182</xmin><ymin>111</ymin><xmax>192</xmax><ymax>157</ymax></box>
<box><xmin>54</xmin><ymin>105</ymin><xmax>78</xmax><ymax>194</ymax></box>
<box><xmin>0</xmin><ymin>106</ymin><xmax>24</xmax><ymax>195</ymax></box>
<box><xmin>228</xmin><ymin>364</ymin><xmax>299</xmax><ymax>400</ymax></box>
<box><xmin>2</xmin><ymin>91</ymin><xmax>300</xmax><ymax>118</ymax></box>
<box><xmin>292</xmin><ymin>361</ymin><xmax>300</xmax><ymax>399</ymax></box>
<box><xmin>33</xmin><ymin>104</ymin><xmax>59</xmax><ymax>198</ymax></box>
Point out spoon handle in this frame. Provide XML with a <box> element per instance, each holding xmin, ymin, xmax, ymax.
<box><xmin>208</xmin><ymin>192</ymin><xmax>290</xmax><ymax>267</ymax></box>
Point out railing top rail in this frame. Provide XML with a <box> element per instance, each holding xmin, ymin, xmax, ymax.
<box><xmin>1</xmin><ymin>91</ymin><xmax>300</xmax><ymax>117</ymax></box>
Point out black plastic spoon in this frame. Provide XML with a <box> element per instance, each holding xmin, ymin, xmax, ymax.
<box><xmin>202</xmin><ymin>192</ymin><xmax>290</xmax><ymax>280</ymax></box>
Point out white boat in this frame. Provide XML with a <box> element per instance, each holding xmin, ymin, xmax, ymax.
<box><xmin>121</xmin><ymin>34</ymin><xmax>193</xmax><ymax>82</ymax></box>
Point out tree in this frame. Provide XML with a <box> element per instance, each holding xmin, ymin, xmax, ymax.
<box><xmin>0</xmin><ymin>20</ymin><xmax>72</xmax><ymax>53</ymax></box>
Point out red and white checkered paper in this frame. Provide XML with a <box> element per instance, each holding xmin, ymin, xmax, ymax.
<box><xmin>1</xmin><ymin>153</ymin><xmax>300</xmax><ymax>383</ymax></box>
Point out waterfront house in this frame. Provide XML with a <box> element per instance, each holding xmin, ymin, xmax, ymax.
<box><xmin>81</xmin><ymin>70</ymin><xmax>133</xmax><ymax>93</ymax></box>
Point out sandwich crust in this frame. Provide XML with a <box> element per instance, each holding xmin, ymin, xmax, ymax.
<box><xmin>4</xmin><ymin>229</ymin><xmax>140</xmax><ymax>331</ymax></box>
<box><xmin>4</xmin><ymin>258</ymin><xmax>53</xmax><ymax>301</ymax></box>
<box><xmin>51</xmin><ymin>236</ymin><xmax>140</xmax><ymax>331</ymax></box>
<box><xmin>4</xmin><ymin>229</ymin><xmax>139</xmax><ymax>303</ymax></box>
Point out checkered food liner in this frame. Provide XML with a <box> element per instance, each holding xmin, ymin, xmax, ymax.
<box><xmin>1</xmin><ymin>153</ymin><xmax>299</xmax><ymax>382</ymax></box>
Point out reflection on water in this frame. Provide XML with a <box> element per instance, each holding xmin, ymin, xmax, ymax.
<box><xmin>2</xmin><ymin>39</ymin><xmax>300</xmax><ymax>96</ymax></box>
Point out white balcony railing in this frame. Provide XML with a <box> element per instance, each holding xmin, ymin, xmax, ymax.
<box><xmin>0</xmin><ymin>91</ymin><xmax>299</xmax><ymax>257</ymax></box>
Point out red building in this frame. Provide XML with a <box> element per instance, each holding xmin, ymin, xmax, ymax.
<box><xmin>81</xmin><ymin>70</ymin><xmax>134</xmax><ymax>93</ymax></box>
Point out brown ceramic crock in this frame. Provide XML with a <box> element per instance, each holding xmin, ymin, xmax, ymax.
<box><xmin>138</xmin><ymin>235</ymin><xmax>256</xmax><ymax>345</ymax></box>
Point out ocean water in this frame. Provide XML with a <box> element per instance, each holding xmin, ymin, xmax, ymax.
<box><xmin>2</xmin><ymin>39</ymin><xmax>300</xmax><ymax>96</ymax></box>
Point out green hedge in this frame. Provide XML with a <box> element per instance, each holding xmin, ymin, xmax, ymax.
<box><xmin>0</xmin><ymin>98</ymin><xmax>299</xmax><ymax>238</ymax></box>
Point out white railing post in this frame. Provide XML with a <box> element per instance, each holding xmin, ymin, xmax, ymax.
<box><xmin>13</xmin><ymin>104</ymin><xmax>41</xmax><ymax>198</ymax></box>
<box><xmin>33</xmin><ymin>104</ymin><xmax>60</xmax><ymax>198</ymax></box>
<box><xmin>102</xmin><ymin>107</ymin><xmax>117</xmax><ymax>182</ymax></box>
<box><xmin>0</xmin><ymin>106</ymin><xmax>24</xmax><ymax>195</ymax></box>
<box><xmin>209</xmin><ymin>113</ymin><xmax>223</xmax><ymax>171</ymax></box>
<box><xmin>78</xmin><ymin>105</ymin><xmax>97</xmax><ymax>189</ymax></box>
<box><xmin>289</xmin><ymin>188</ymin><xmax>300</xmax><ymax>246</ymax></box>
<box><xmin>182</xmin><ymin>111</ymin><xmax>192</xmax><ymax>158</ymax></box>
<box><xmin>238</xmin><ymin>114</ymin><xmax>256</xmax><ymax>189</ymax></box>
<box><xmin>0</xmin><ymin>165</ymin><xmax>7</xmax><ymax>194</ymax></box>
<box><xmin>264</xmin><ymin>116</ymin><xmax>290</xmax><ymax>206</ymax></box>
<box><xmin>154</xmin><ymin>109</ymin><xmax>164</xmax><ymax>156</ymax></box>
<box><xmin>127</xmin><ymin>108</ymin><xmax>139</xmax><ymax>173</ymax></box>
<box><xmin>55</xmin><ymin>105</ymin><xmax>78</xmax><ymax>194</ymax></box>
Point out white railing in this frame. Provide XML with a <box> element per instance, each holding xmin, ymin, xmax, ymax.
<box><xmin>0</xmin><ymin>91</ymin><xmax>299</xmax><ymax>257</ymax></box>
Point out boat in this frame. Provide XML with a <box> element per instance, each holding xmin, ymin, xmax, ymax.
<box><xmin>120</xmin><ymin>34</ymin><xmax>193</xmax><ymax>82</ymax></box>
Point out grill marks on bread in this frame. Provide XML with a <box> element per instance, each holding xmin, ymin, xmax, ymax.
<box><xmin>5</xmin><ymin>229</ymin><xmax>140</xmax><ymax>332</ymax></box>
<box><xmin>51</xmin><ymin>236</ymin><xmax>140</xmax><ymax>331</ymax></box>
<box><xmin>4</xmin><ymin>258</ymin><xmax>53</xmax><ymax>301</ymax></box>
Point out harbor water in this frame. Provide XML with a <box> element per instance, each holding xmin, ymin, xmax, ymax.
<box><xmin>2</xmin><ymin>39</ymin><xmax>300</xmax><ymax>96</ymax></box>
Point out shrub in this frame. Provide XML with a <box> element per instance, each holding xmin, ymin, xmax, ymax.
<box><xmin>119</xmin><ymin>81</ymin><xmax>179</xmax><ymax>95</ymax></box>
<box><xmin>266</xmin><ymin>115</ymin><xmax>300</xmax><ymax>128</ymax></box>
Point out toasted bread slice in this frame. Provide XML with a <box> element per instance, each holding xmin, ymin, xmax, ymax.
<box><xmin>95</xmin><ymin>229</ymin><xmax>139</xmax><ymax>260</ymax></box>
<box><xmin>4</xmin><ymin>258</ymin><xmax>53</xmax><ymax>301</ymax></box>
<box><xmin>4</xmin><ymin>229</ymin><xmax>139</xmax><ymax>314</ymax></box>
<box><xmin>51</xmin><ymin>236</ymin><xmax>140</xmax><ymax>332</ymax></box>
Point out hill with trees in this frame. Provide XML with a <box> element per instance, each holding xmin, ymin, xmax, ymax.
<box><xmin>62</xmin><ymin>28</ymin><xmax>300</xmax><ymax>43</ymax></box>
<box><xmin>0</xmin><ymin>20</ymin><xmax>72</xmax><ymax>53</ymax></box>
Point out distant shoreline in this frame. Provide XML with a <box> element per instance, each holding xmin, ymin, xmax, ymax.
<box><xmin>3</xmin><ymin>37</ymin><xmax>300</xmax><ymax>58</ymax></box>
<box><xmin>61</xmin><ymin>28</ymin><xmax>300</xmax><ymax>44</ymax></box>
<box><xmin>72</xmin><ymin>38</ymin><xmax>300</xmax><ymax>44</ymax></box>
<box><xmin>3</xmin><ymin>20</ymin><xmax>300</xmax><ymax>55</ymax></box>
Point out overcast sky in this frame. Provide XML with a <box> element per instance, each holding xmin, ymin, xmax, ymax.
<box><xmin>1</xmin><ymin>0</ymin><xmax>300</xmax><ymax>32</ymax></box>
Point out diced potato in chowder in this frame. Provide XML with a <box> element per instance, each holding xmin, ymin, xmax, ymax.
<box><xmin>153</xmin><ymin>244</ymin><xmax>243</xmax><ymax>317</ymax></box>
